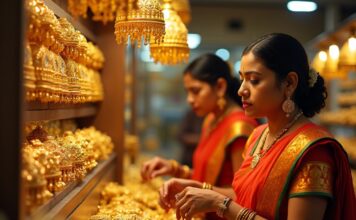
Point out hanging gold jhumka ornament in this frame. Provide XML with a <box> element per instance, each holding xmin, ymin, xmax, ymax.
<box><xmin>114</xmin><ymin>0</ymin><xmax>165</xmax><ymax>47</ymax></box>
<box><xmin>88</xmin><ymin>0</ymin><xmax>119</xmax><ymax>24</ymax></box>
<box><xmin>68</xmin><ymin>0</ymin><xmax>88</xmax><ymax>18</ymax></box>
<box><xmin>171</xmin><ymin>0</ymin><xmax>191</xmax><ymax>25</ymax></box>
<box><xmin>149</xmin><ymin>0</ymin><xmax>189</xmax><ymax>65</ymax></box>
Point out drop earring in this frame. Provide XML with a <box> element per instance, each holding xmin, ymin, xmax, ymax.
<box><xmin>282</xmin><ymin>96</ymin><xmax>295</xmax><ymax>118</ymax></box>
<box><xmin>217</xmin><ymin>97</ymin><xmax>226</xmax><ymax>110</ymax></box>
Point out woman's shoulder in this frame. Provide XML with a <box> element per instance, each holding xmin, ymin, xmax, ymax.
<box><xmin>228</xmin><ymin>110</ymin><xmax>259</xmax><ymax>127</ymax></box>
<box><xmin>293</xmin><ymin>122</ymin><xmax>335</xmax><ymax>143</ymax></box>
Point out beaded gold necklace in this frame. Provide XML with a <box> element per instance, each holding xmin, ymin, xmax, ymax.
<box><xmin>251</xmin><ymin>111</ymin><xmax>303</xmax><ymax>168</ymax></box>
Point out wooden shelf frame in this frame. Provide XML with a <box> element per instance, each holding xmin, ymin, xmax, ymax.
<box><xmin>25</xmin><ymin>102</ymin><xmax>98</xmax><ymax>122</ymax></box>
<box><xmin>29</xmin><ymin>154</ymin><xmax>116</xmax><ymax>219</ymax></box>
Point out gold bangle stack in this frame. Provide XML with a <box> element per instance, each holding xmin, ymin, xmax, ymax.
<box><xmin>235</xmin><ymin>207</ymin><xmax>257</xmax><ymax>220</ymax></box>
<box><xmin>202</xmin><ymin>182</ymin><xmax>213</xmax><ymax>190</ymax></box>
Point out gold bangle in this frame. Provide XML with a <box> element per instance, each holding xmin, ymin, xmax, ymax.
<box><xmin>242</xmin><ymin>208</ymin><xmax>253</xmax><ymax>220</ymax></box>
<box><xmin>235</xmin><ymin>207</ymin><xmax>249</xmax><ymax>220</ymax></box>
<box><xmin>247</xmin><ymin>211</ymin><xmax>257</xmax><ymax>220</ymax></box>
<box><xmin>170</xmin><ymin>160</ymin><xmax>179</xmax><ymax>176</ymax></box>
<box><xmin>202</xmin><ymin>182</ymin><xmax>213</xmax><ymax>190</ymax></box>
<box><xmin>181</xmin><ymin>165</ymin><xmax>191</xmax><ymax>178</ymax></box>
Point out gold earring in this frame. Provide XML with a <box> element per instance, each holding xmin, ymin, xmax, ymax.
<box><xmin>282</xmin><ymin>96</ymin><xmax>295</xmax><ymax>118</ymax></box>
<box><xmin>217</xmin><ymin>97</ymin><xmax>226</xmax><ymax>110</ymax></box>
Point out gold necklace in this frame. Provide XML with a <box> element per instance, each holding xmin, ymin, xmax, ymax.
<box><xmin>251</xmin><ymin>111</ymin><xmax>303</xmax><ymax>168</ymax></box>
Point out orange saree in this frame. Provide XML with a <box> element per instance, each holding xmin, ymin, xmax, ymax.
<box><xmin>233</xmin><ymin>123</ymin><xmax>356</xmax><ymax>220</ymax></box>
<box><xmin>192</xmin><ymin>110</ymin><xmax>257</xmax><ymax>186</ymax></box>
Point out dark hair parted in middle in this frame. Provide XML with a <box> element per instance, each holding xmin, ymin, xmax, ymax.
<box><xmin>242</xmin><ymin>33</ymin><xmax>327</xmax><ymax>117</ymax></box>
<box><xmin>183</xmin><ymin>53</ymin><xmax>242</xmax><ymax>106</ymax></box>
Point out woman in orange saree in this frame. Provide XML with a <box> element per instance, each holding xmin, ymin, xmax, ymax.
<box><xmin>192</xmin><ymin>109</ymin><xmax>257</xmax><ymax>187</ymax></box>
<box><xmin>141</xmin><ymin>54</ymin><xmax>257</xmax><ymax>190</ymax></box>
<box><xmin>233</xmin><ymin>122</ymin><xmax>355</xmax><ymax>219</ymax></box>
<box><xmin>159</xmin><ymin>33</ymin><xmax>355</xmax><ymax>220</ymax></box>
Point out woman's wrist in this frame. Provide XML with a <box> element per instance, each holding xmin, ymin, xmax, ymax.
<box><xmin>169</xmin><ymin>160</ymin><xmax>191</xmax><ymax>178</ymax></box>
<box><xmin>213</xmin><ymin>194</ymin><xmax>228</xmax><ymax>215</ymax></box>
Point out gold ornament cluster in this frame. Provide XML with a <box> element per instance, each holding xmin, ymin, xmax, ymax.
<box><xmin>25</xmin><ymin>0</ymin><xmax>104</xmax><ymax>103</ymax></box>
<box><xmin>90</xmin><ymin>181</ymin><xmax>177</xmax><ymax>220</ymax></box>
<box><xmin>90</xmin><ymin>163</ymin><xmax>201</xmax><ymax>220</ymax></box>
<box><xmin>22</xmin><ymin>120</ymin><xmax>113</xmax><ymax>213</ymax></box>
<box><xmin>65</xmin><ymin>0</ymin><xmax>190</xmax><ymax>65</ymax></box>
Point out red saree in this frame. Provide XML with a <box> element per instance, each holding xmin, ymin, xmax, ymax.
<box><xmin>192</xmin><ymin>110</ymin><xmax>257</xmax><ymax>186</ymax></box>
<box><xmin>232</xmin><ymin>123</ymin><xmax>356</xmax><ymax>220</ymax></box>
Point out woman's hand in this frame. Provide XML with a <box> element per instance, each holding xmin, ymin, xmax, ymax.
<box><xmin>175</xmin><ymin>187</ymin><xmax>225</xmax><ymax>220</ymax></box>
<box><xmin>140</xmin><ymin>157</ymin><xmax>173</xmax><ymax>181</ymax></box>
<box><xmin>159</xmin><ymin>178</ymin><xmax>202</xmax><ymax>211</ymax></box>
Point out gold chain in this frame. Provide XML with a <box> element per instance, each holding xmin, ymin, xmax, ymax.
<box><xmin>251</xmin><ymin>111</ymin><xmax>303</xmax><ymax>168</ymax></box>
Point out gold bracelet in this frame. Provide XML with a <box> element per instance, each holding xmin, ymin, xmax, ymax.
<box><xmin>180</xmin><ymin>165</ymin><xmax>191</xmax><ymax>178</ymax></box>
<box><xmin>242</xmin><ymin>208</ymin><xmax>253</xmax><ymax>220</ymax></box>
<box><xmin>247</xmin><ymin>211</ymin><xmax>257</xmax><ymax>220</ymax></box>
<box><xmin>170</xmin><ymin>160</ymin><xmax>179</xmax><ymax>176</ymax></box>
<box><xmin>202</xmin><ymin>182</ymin><xmax>213</xmax><ymax>190</ymax></box>
<box><xmin>236</xmin><ymin>207</ymin><xmax>249</xmax><ymax>220</ymax></box>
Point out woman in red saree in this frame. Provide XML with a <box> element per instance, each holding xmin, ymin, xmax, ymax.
<box><xmin>141</xmin><ymin>54</ymin><xmax>257</xmax><ymax>195</ymax></box>
<box><xmin>159</xmin><ymin>33</ymin><xmax>356</xmax><ymax>220</ymax></box>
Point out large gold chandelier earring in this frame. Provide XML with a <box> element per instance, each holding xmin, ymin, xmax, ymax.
<box><xmin>217</xmin><ymin>97</ymin><xmax>226</xmax><ymax>110</ymax></box>
<box><xmin>282</xmin><ymin>96</ymin><xmax>295</xmax><ymax>118</ymax></box>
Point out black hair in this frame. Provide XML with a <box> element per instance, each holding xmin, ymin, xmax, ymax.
<box><xmin>183</xmin><ymin>53</ymin><xmax>242</xmax><ymax>106</ymax></box>
<box><xmin>242</xmin><ymin>33</ymin><xmax>327</xmax><ymax>117</ymax></box>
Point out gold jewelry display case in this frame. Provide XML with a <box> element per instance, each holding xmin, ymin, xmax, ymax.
<box><xmin>0</xmin><ymin>0</ymin><xmax>127</xmax><ymax>219</ymax></box>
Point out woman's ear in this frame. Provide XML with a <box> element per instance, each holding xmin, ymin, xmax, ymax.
<box><xmin>284</xmin><ymin>71</ymin><xmax>298</xmax><ymax>97</ymax></box>
<box><xmin>216</xmin><ymin>78</ymin><xmax>228</xmax><ymax>97</ymax></box>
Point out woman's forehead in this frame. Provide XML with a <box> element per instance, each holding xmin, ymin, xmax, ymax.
<box><xmin>240</xmin><ymin>53</ymin><xmax>270</xmax><ymax>75</ymax></box>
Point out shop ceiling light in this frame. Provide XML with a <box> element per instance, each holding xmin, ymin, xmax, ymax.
<box><xmin>215</xmin><ymin>48</ymin><xmax>230</xmax><ymax>61</ymax></box>
<box><xmin>188</xmin><ymin>33</ymin><xmax>201</xmax><ymax>49</ymax></box>
<box><xmin>287</xmin><ymin>1</ymin><xmax>317</xmax><ymax>12</ymax></box>
<box><xmin>311</xmin><ymin>51</ymin><xmax>327</xmax><ymax>77</ymax></box>
<box><xmin>339</xmin><ymin>36</ymin><xmax>356</xmax><ymax>71</ymax></box>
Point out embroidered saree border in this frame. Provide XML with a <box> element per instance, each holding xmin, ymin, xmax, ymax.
<box><xmin>256</xmin><ymin>127</ymin><xmax>331</xmax><ymax>220</ymax></box>
<box><xmin>204</xmin><ymin>121</ymin><xmax>255</xmax><ymax>184</ymax></box>
<box><xmin>288</xmin><ymin>161</ymin><xmax>333</xmax><ymax>198</ymax></box>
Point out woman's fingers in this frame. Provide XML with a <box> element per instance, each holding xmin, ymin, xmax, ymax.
<box><xmin>179</xmin><ymin>200</ymin><xmax>193</xmax><ymax>220</ymax></box>
<box><xmin>150</xmin><ymin>167</ymin><xmax>168</xmax><ymax>179</ymax></box>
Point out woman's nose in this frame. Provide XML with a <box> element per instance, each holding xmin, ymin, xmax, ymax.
<box><xmin>238</xmin><ymin>84</ymin><xmax>247</xmax><ymax>97</ymax></box>
<box><xmin>186</xmin><ymin>94</ymin><xmax>194</xmax><ymax>104</ymax></box>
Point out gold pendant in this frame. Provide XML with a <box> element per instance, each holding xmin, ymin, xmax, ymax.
<box><xmin>251</xmin><ymin>154</ymin><xmax>261</xmax><ymax>168</ymax></box>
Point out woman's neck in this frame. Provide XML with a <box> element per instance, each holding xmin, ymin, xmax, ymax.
<box><xmin>213</xmin><ymin>99</ymin><xmax>240</xmax><ymax>122</ymax></box>
<box><xmin>266</xmin><ymin>109</ymin><xmax>304</xmax><ymax>138</ymax></box>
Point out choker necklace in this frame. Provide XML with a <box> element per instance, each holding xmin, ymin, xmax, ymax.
<box><xmin>251</xmin><ymin>111</ymin><xmax>303</xmax><ymax>169</ymax></box>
